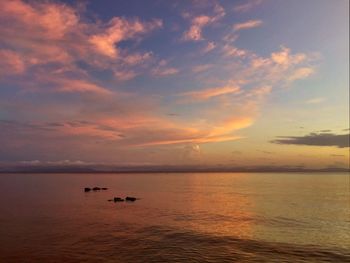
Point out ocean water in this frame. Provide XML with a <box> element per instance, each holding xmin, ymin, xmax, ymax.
<box><xmin>0</xmin><ymin>172</ymin><xmax>349</xmax><ymax>262</ymax></box>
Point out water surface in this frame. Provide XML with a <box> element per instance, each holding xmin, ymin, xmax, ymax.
<box><xmin>0</xmin><ymin>172</ymin><xmax>349</xmax><ymax>262</ymax></box>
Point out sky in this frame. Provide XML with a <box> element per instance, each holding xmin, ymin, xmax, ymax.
<box><xmin>0</xmin><ymin>0</ymin><xmax>349</xmax><ymax>170</ymax></box>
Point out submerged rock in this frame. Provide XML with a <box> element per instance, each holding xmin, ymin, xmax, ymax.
<box><xmin>125</xmin><ymin>196</ymin><xmax>137</xmax><ymax>202</ymax></box>
<box><xmin>84</xmin><ymin>187</ymin><xmax>91</xmax><ymax>192</ymax></box>
<box><xmin>114</xmin><ymin>197</ymin><xmax>124</xmax><ymax>202</ymax></box>
<box><xmin>108</xmin><ymin>199</ymin><xmax>113</xmax><ymax>202</ymax></box>
<box><xmin>92</xmin><ymin>187</ymin><xmax>101</xmax><ymax>191</ymax></box>
<box><xmin>101</xmin><ymin>187</ymin><xmax>108</xmax><ymax>190</ymax></box>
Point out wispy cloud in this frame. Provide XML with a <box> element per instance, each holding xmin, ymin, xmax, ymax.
<box><xmin>222</xmin><ymin>45</ymin><xmax>248</xmax><ymax>57</ymax></box>
<box><xmin>305</xmin><ymin>97</ymin><xmax>326</xmax><ymax>104</ymax></box>
<box><xmin>151</xmin><ymin>60</ymin><xmax>179</xmax><ymax>77</ymax></box>
<box><xmin>181</xmin><ymin>86</ymin><xmax>241</xmax><ymax>101</ymax></box>
<box><xmin>233</xmin><ymin>0</ymin><xmax>263</xmax><ymax>13</ymax></box>
<box><xmin>233</xmin><ymin>20</ymin><xmax>263</xmax><ymax>32</ymax></box>
<box><xmin>192</xmin><ymin>64</ymin><xmax>213</xmax><ymax>73</ymax></box>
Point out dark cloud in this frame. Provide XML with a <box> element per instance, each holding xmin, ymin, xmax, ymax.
<box><xmin>271</xmin><ymin>132</ymin><xmax>350</xmax><ymax>148</ymax></box>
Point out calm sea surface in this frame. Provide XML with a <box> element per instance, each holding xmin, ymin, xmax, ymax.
<box><xmin>0</xmin><ymin>172</ymin><xmax>349</xmax><ymax>262</ymax></box>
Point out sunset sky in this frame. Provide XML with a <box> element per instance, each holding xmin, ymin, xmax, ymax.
<box><xmin>0</xmin><ymin>0</ymin><xmax>349</xmax><ymax>170</ymax></box>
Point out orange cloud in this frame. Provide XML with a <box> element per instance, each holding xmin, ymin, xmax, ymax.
<box><xmin>271</xmin><ymin>46</ymin><xmax>306</xmax><ymax>65</ymax></box>
<box><xmin>182</xmin><ymin>86</ymin><xmax>241</xmax><ymax>101</ymax></box>
<box><xmin>233</xmin><ymin>20</ymin><xmax>263</xmax><ymax>32</ymax></box>
<box><xmin>209</xmin><ymin>117</ymin><xmax>254</xmax><ymax>137</ymax></box>
<box><xmin>89</xmin><ymin>18</ymin><xmax>162</xmax><ymax>58</ymax></box>
<box><xmin>288</xmin><ymin>67</ymin><xmax>314</xmax><ymax>81</ymax></box>
<box><xmin>182</xmin><ymin>4</ymin><xmax>225</xmax><ymax>41</ymax></box>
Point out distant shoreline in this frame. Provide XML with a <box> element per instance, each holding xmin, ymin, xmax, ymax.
<box><xmin>0</xmin><ymin>167</ymin><xmax>349</xmax><ymax>174</ymax></box>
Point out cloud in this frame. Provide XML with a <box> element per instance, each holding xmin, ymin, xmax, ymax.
<box><xmin>270</xmin><ymin>46</ymin><xmax>306</xmax><ymax>65</ymax></box>
<box><xmin>181</xmin><ymin>85</ymin><xmax>241</xmax><ymax>101</ymax></box>
<box><xmin>287</xmin><ymin>67</ymin><xmax>314</xmax><ymax>81</ymax></box>
<box><xmin>55</xmin><ymin>79</ymin><xmax>113</xmax><ymax>95</ymax></box>
<box><xmin>271</xmin><ymin>132</ymin><xmax>350</xmax><ymax>148</ymax></box>
<box><xmin>89</xmin><ymin>18</ymin><xmax>162</xmax><ymax>58</ymax></box>
<box><xmin>0</xmin><ymin>0</ymin><xmax>162</xmax><ymax>85</ymax></box>
<box><xmin>182</xmin><ymin>4</ymin><xmax>225</xmax><ymax>41</ymax></box>
<box><xmin>183</xmin><ymin>144</ymin><xmax>201</xmax><ymax>161</ymax></box>
<box><xmin>223</xmin><ymin>45</ymin><xmax>248</xmax><ymax>58</ymax></box>
<box><xmin>113</xmin><ymin>70</ymin><xmax>138</xmax><ymax>81</ymax></box>
<box><xmin>152</xmin><ymin>67</ymin><xmax>179</xmax><ymax>77</ymax></box>
<box><xmin>305</xmin><ymin>97</ymin><xmax>326</xmax><ymax>104</ymax></box>
<box><xmin>192</xmin><ymin>64</ymin><xmax>213</xmax><ymax>73</ymax></box>
<box><xmin>0</xmin><ymin>50</ymin><xmax>26</xmax><ymax>75</ymax></box>
<box><xmin>151</xmin><ymin>60</ymin><xmax>179</xmax><ymax>77</ymax></box>
<box><xmin>233</xmin><ymin>0</ymin><xmax>263</xmax><ymax>13</ymax></box>
<box><xmin>202</xmin><ymin>42</ymin><xmax>216</xmax><ymax>53</ymax></box>
<box><xmin>182</xmin><ymin>15</ymin><xmax>213</xmax><ymax>41</ymax></box>
<box><xmin>233</xmin><ymin>20</ymin><xmax>263</xmax><ymax>32</ymax></box>
<box><xmin>0</xmin><ymin>0</ymin><xmax>320</xmax><ymax>165</ymax></box>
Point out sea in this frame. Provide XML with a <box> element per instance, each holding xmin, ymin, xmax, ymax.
<box><xmin>0</xmin><ymin>172</ymin><xmax>349</xmax><ymax>262</ymax></box>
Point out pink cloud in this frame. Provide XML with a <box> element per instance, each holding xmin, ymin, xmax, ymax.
<box><xmin>0</xmin><ymin>1</ymin><xmax>78</xmax><ymax>39</ymax></box>
<box><xmin>0</xmin><ymin>50</ymin><xmax>25</xmax><ymax>75</ymax></box>
<box><xmin>0</xmin><ymin>0</ymin><xmax>162</xmax><ymax>85</ymax></box>
<box><xmin>182</xmin><ymin>86</ymin><xmax>241</xmax><ymax>101</ymax></box>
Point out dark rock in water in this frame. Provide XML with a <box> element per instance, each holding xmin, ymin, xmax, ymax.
<box><xmin>114</xmin><ymin>197</ymin><xmax>124</xmax><ymax>202</ymax></box>
<box><xmin>101</xmin><ymin>187</ymin><xmax>108</xmax><ymax>190</ymax></box>
<box><xmin>108</xmin><ymin>199</ymin><xmax>113</xmax><ymax>202</ymax></box>
<box><xmin>84</xmin><ymin>187</ymin><xmax>91</xmax><ymax>192</ymax></box>
<box><xmin>92</xmin><ymin>187</ymin><xmax>101</xmax><ymax>191</ymax></box>
<box><xmin>125</xmin><ymin>196</ymin><xmax>137</xmax><ymax>202</ymax></box>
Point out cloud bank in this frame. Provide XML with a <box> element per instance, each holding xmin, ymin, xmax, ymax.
<box><xmin>272</xmin><ymin>133</ymin><xmax>350</xmax><ymax>148</ymax></box>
